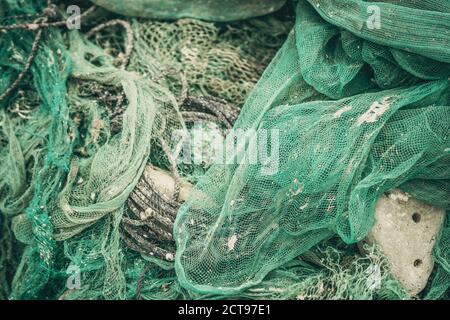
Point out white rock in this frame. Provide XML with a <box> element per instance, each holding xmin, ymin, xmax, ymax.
<box><xmin>361</xmin><ymin>189</ymin><xmax>445</xmax><ymax>296</ymax></box>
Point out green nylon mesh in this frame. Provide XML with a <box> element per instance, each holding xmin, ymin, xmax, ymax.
<box><xmin>90</xmin><ymin>0</ymin><xmax>287</xmax><ymax>21</ymax></box>
<box><xmin>0</xmin><ymin>0</ymin><xmax>449</xmax><ymax>300</ymax></box>
<box><xmin>173</xmin><ymin>0</ymin><xmax>450</xmax><ymax>296</ymax></box>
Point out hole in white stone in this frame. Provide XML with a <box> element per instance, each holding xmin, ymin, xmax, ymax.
<box><xmin>413</xmin><ymin>259</ymin><xmax>422</xmax><ymax>267</ymax></box>
<box><xmin>412</xmin><ymin>212</ymin><xmax>421</xmax><ymax>223</ymax></box>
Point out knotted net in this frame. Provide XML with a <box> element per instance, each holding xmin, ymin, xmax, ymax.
<box><xmin>0</xmin><ymin>0</ymin><xmax>448</xmax><ymax>300</ymax></box>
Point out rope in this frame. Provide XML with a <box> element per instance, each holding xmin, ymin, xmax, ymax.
<box><xmin>0</xmin><ymin>4</ymin><xmax>97</xmax><ymax>103</ymax></box>
<box><xmin>135</xmin><ymin>263</ymin><xmax>153</xmax><ymax>300</ymax></box>
<box><xmin>0</xmin><ymin>5</ymin><xmax>96</xmax><ymax>31</ymax></box>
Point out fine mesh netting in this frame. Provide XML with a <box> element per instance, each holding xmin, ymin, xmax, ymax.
<box><xmin>90</xmin><ymin>0</ymin><xmax>288</xmax><ymax>21</ymax></box>
<box><xmin>0</xmin><ymin>0</ymin><xmax>449</xmax><ymax>300</ymax></box>
<box><xmin>174</xmin><ymin>0</ymin><xmax>450</xmax><ymax>297</ymax></box>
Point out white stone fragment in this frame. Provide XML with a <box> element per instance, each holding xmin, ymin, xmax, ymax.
<box><xmin>361</xmin><ymin>189</ymin><xmax>445</xmax><ymax>296</ymax></box>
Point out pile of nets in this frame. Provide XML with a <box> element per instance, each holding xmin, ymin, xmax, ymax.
<box><xmin>0</xmin><ymin>0</ymin><xmax>448</xmax><ymax>300</ymax></box>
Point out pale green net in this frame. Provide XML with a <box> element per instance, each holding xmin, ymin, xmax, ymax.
<box><xmin>90</xmin><ymin>0</ymin><xmax>287</xmax><ymax>21</ymax></box>
<box><xmin>0</xmin><ymin>0</ymin><xmax>449</xmax><ymax>300</ymax></box>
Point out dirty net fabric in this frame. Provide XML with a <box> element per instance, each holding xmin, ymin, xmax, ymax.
<box><xmin>0</xmin><ymin>0</ymin><xmax>448</xmax><ymax>300</ymax></box>
<box><xmin>90</xmin><ymin>0</ymin><xmax>288</xmax><ymax>21</ymax></box>
<box><xmin>175</xmin><ymin>0</ymin><xmax>450</xmax><ymax>297</ymax></box>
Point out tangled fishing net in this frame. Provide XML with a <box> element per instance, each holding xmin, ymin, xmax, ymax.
<box><xmin>0</xmin><ymin>0</ymin><xmax>448</xmax><ymax>300</ymax></box>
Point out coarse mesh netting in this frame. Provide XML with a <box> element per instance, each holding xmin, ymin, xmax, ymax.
<box><xmin>0</xmin><ymin>0</ymin><xmax>449</xmax><ymax>300</ymax></box>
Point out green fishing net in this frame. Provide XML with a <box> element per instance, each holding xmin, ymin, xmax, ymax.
<box><xmin>0</xmin><ymin>0</ymin><xmax>449</xmax><ymax>300</ymax></box>
<box><xmin>90</xmin><ymin>0</ymin><xmax>287</xmax><ymax>21</ymax></box>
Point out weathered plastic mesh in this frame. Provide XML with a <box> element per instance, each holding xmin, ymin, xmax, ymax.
<box><xmin>0</xmin><ymin>0</ymin><xmax>449</xmax><ymax>300</ymax></box>
<box><xmin>173</xmin><ymin>0</ymin><xmax>450</xmax><ymax>297</ymax></box>
<box><xmin>0</xmin><ymin>0</ymin><xmax>292</xmax><ymax>299</ymax></box>
<box><xmin>90</xmin><ymin>0</ymin><xmax>287</xmax><ymax>21</ymax></box>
